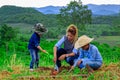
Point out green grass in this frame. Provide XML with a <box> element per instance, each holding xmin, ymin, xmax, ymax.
<box><xmin>95</xmin><ymin>36</ymin><xmax>120</xmax><ymax>47</ymax></box>
<box><xmin>0</xmin><ymin>39</ymin><xmax>120</xmax><ymax>79</ymax></box>
<box><xmin>8</xmin><ymin>23</ymin><xmax>33</xmax><ymax>34</ymax></box>
<box><xmin>0</xmin><ymin>23</ymin><xmax>120</xmax><ymax>79</ymax></box>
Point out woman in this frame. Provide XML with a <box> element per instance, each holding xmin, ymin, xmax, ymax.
<box><xmin>53</xmin><ymin>24</ymin><xmax>79</xmax><ymax>74</ymax></box>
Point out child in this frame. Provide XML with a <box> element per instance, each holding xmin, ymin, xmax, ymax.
<box><xmin>28</xmin><ymin>23</ymin><xmax>48</xmax><ymax>71</ymax></box>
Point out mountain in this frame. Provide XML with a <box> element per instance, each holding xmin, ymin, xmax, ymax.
<box><xmin>35</xmin><ymin>6</ymin><xmax>61</xmax><ymax>14</ymax></box>
<box><xmin>0</xmin><ymin>5</ymin><xmax>58</xmax><ymax>27</ymax></box>
<box><xmin>87</xmin><ymin>4</ymin><xmax>120</xmax><ymax>15</ymax></box>
<box><xmin>0</xmin><ymin>5</ymin><xmax>45</xmax><ymax>24</ymax></box>
<box><xmin>35</xmin><ymin>4</ymin><xmax>120</xmax><ymax>15</ymax></box>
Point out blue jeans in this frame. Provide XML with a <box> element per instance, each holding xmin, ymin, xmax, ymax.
<box><xmin>55</xmin><ymin>48</ymin><xmax>79</xmax><ymax>70</ymax></box>
<box><xmin>29</xmin><ymin>49</ymin><xmax>39</xmax><ymax>69</ymax></box>
<box><xmin>79</xmin><ymin>60</ymin><xmax>102</xmax><ymax>70</ymax></box>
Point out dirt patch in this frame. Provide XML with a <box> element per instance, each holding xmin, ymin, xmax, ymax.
<box><xmin>0</xmin><ymin>71</ymin><xmax>11</xmax><ymax>79</ymax></box>
<box><xmin>1</xmin><ymin>63</ymin><xmax>120</xmax><ymax>80</ymax></box>
<box><xmin>18</xmin><ymin>66</ymin><xmax>88</xmax><ymax>80</ymax></box>
<box><xmin>12</xmin><ymin>66</ymin><xmax>22</xmax><ymax>74</ymax></box>
<box><xmin>94</xmin><ymin>63</ymin><xmax>120</xmax><ymax>79</ymax></box>
<box><xmin>18</xmin><ymin>74</ymin><xmax>88</xmax><ymax>80</ymax></box>
<box><xmin>36</xmin><ymin>66</ymin><xmax>70</xmax><ymax>71</ymax></box>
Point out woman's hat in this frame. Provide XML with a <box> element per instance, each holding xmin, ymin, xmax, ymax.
<box><xmin>33</xmin><ymin>23</ymin><xmax>48</xmax><ymax>34</ymax></box>
<box><xmin>75</xmin><ymin>35</ymin><xmax>94</xmax><ymax>49</ymax></box>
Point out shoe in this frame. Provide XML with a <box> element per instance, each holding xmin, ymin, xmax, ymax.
<box><xmin>30</xmin><ymin>69</ymin><xmax>33</xmax><ymax>71</ymax></box>
<box><xmin>86</xmin><ymin>64</ymin><xmax>94</xmax><ymax>73</ymax></box>
<box><xmin>52</xmin><ymin>70</ymin><xmax>59</xmax><ymax>75</ymax></box>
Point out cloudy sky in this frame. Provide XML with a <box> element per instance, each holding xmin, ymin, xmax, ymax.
<box><xmin>0</xmin><ymin>0</ymin><xmax>120</xmax><ymax>7</ymax></box>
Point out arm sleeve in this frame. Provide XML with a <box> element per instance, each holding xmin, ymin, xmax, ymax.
<box><xmin>94</xmin><ymin>47</ymin><xmax>103</xmax><ymax>61</ymax></box>
<box><xmin>73</xmin><ymin>49</ymin><xmax>83</xmax><ymax>67</ymax></box>
<box><xmin>78</xmin><ymin>49</ymin><xmax>84</xmax><ymax>59</ymax></box>
<box><xmin>55</xmin><ymin>36</ymin><xmax>65</xmax><ymax>48</ymax></box>
<box><xmin>72</xmin><ymin>48</ymin><xmax>78</xmax><ymax>55</ymax></box>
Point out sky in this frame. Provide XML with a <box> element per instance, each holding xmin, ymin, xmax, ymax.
<box><xmin>0</xmin><ymin>0</ymin><xmax>120</xmax><ymax>7</ymax></box>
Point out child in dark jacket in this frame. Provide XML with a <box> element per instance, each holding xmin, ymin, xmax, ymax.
<box><xmin>28</xmin><ymin>23</ymin><xmax>48</xmax><ymax>71</ymax></box>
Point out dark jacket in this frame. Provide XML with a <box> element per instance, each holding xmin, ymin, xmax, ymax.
<box><xmin>28</xmin><ymin>32</ymin><xmax>40</xmax><ymax>51</ymax></box>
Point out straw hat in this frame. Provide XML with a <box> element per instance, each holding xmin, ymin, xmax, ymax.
<box><xmin>33</xmin><ymin>23</ymin><xmax>48</xmax><ymax>34</ymax></box>
<box><xmin>75</xmin><ymin>35</ymin><xmax>94</xmax><ymax>49</ymax></box>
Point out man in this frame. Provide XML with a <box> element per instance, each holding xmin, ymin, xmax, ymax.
<box><xmin>70</xmin><ymin>35</ymin><xmax>103</xmax><ymax>73</ymax></box>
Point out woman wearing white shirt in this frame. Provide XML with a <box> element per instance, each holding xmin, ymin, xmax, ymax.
<box><xmin>52</xmin><ymin>24</ymin><xmax>79</xmax><ymax>75</ymax></box>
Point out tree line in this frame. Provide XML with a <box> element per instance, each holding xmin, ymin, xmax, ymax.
<box><xmin>0</xmin><ymin>1</ymin><xmax>120</xmax><ymax>37</ymax></box>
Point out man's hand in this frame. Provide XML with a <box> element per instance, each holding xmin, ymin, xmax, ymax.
<box><xmin>77</xmin><ymin>60</ymin><xmax>82</xmax><ymax>66</ymax></box>
<box><xmin>58</xmin><ymin>54</ymin><xmax>66</xmax><ymax>60</ymax></box>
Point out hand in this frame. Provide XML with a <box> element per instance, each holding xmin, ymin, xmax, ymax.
<box><xmin>53</xmin><ymin>57</ymin><xmax>57</xmax><ymax>63</ymax></box>
<box><xmin>71</xmin><ymin>66</ymin><xmax>74</xmax><ymax>70</ymax></box>
<box><xmin>42</xmin><ymin>50</ymin><xmax>47</xmax><ymax>53</ymax></box>
<box><xmin>77</xmin><ymin>60</ymin><xmax>82</xmax><ymax>66</ymax></box>
<box><xmin>58</xmin><ymin>54</ymin><xmax>66</xmax><ymax>60</ymax></box>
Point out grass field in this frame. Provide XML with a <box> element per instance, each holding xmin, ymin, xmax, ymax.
<box><xmin>0</xmin><ymin>23</ymin><xmax>120</xmax><ymax>79</ymax></box>
<box><xmin>0</xmin><ymin>38</ymin><xmax>120</xmax><ymax>80</ymax></box>
<box><xmin>95</xmin><ymin>36</ymin><xmax>120</xmax><ymax>47</ymax></box>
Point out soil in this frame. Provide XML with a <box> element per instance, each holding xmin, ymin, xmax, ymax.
<box><xmin>0</xmin><ymin>63</ymin><xmax>120</xmax><ymax>80</ymax></box>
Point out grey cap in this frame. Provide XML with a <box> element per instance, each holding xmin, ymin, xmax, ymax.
<box><xmin>33</xmin><ymin>23</ymin><xmax>48</xmax><ymax>34</ymax></box>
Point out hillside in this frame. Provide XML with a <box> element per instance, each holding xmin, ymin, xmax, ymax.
<box><xmin>0</xmin><ymin>6</ymin><xmax>120</xmax><ymax>38</ymax></box>
<box><xmin>0</xmin><ymin>5</ymin><xmax>57</xmax><ymax>27</ymax></box>
<box><xmin>0</xmin><ymin>5</ymin><xmax>43</xmax><ymax>24</ymax></box>
<box><xmin>35</xmin><ymin>4</ymin><xmax>120</xmax><ymax>15</ymax></box>
<box><xmin>0</xmin><ymin>5</ymin><xmax>120</xmax><ymax>26</ymax></box>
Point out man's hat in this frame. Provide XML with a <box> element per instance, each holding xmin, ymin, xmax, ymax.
<box><xmin>75</xmin><ymin>35</ymin><xmax>94</xmax><ymax>49</ymax></box>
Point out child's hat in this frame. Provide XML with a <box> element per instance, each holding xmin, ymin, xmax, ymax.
<box><xmin>33</xmin><ymin>23</ymin><xmax>48</xmax><ymax>34</ymax></box>
<box><xmin>75</xmin><ymin>35</ymin><xmax>94</xmax><ymax>49</ymax></box>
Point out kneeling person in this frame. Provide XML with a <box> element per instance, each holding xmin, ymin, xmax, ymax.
<box><xmin>72</xmin><ymin>35</ymin><xmax>103</xmax><ymax>72</ymax></box>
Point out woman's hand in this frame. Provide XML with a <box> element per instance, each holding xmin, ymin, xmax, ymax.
<box><xmin>53</xmin><ymin>57</ymin><xmax>57</xmax><ymax>63</ymax></box>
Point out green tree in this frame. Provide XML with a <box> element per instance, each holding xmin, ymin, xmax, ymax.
<box><xmin>57</xmin><ymin>0</ymin><xmax>92</xmax><ymax>30</ymax></box>
<box><xmin>0</xmin><ymin>24</ymin><xmax>16</xmax><ymax>41</ymax></box>
<box><xmin>0</xmin><ymin>24</ymin><xmax>17</xmax><ymax>52</ymax></box>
